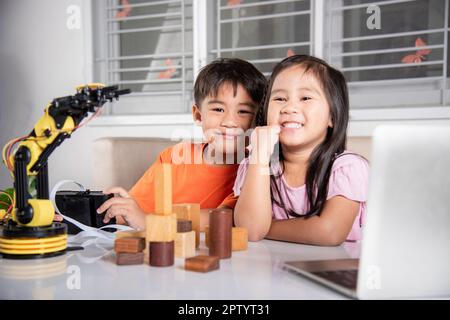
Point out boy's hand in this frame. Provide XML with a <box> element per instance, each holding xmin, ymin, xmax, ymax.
<box><xmin>97</xmin><ymin>187</ymin><xmax>146</xmax><ymax>231</ymax></box>
<box><xmin>249</xmin><ymin>125</ymin><xmax>281</xmax><ymax>165</ymax></box>
<box><xmin>53</xmin><ymin>213</ymin><xmax>64</xmax><ymax>222</ymax></box>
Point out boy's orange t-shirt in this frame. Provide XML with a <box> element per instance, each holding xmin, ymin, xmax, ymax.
<box><xmin>129</xmin><ymin>142</ymin><xmax>239</xmax><ymax>213</ymax></box>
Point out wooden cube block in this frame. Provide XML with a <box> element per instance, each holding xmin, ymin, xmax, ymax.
<box><xmin>175</xmin><ymin>230</ymin><xmax>196</xmax><ymax>258</ymax></box>
<box><xmin>232</xmin><ymin>227</ymin><xmax>248</xmax><ymax>251</ymax></box>
<box><xmin>115</xmin><ymin>230</ymin><xmax>145</xmax><ymax>240</ymax></box>
<box><xmin>149</xmin><ymin>241</ymin><xmax>174</xmax><ymax>267</ymax></box>
<box><xmin>154</xmin><ymin>164</ymin><xmax>172</xmax><ymax>215</ymax></box>
<box><xmin>185</xmin><ymin>255</ymin><xmax>220</xmax><ymax>273</ymax></box>
<box><xmin>173</xmin><ymin>203</ymin><xmax>200</xmax><ymax>248</ymax></box>
<box><xmin>114</xmin><ymin>237</ymin><xmax>146</xmax><ymax>253</ymax></box>
<box><xmin>204</xmin><ymin>225</ymin><xmax>210</xmax><ymax>248</ymax></box>
<box><xmin>145</xmin><ymin>213</ymin><xmax>177</xmax><ymax>242</ymax></box>
<box><xmin>116</xmin><ymin>252</ymin><xmax>144</xmax><ymax>265</ymax></box>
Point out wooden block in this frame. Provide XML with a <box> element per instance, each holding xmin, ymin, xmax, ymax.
<box><xmin>114</xmin><ymin>237</ymin><xmax>145</xmax><ymax>253</ymax></box>
<box><xmin>173</xmin><ymin>203</ymin><xmax>200</xmax><ymax>248</ymax></box>
<box><xmin>209</xmin><ymin>208</ymin><xmax>232</xmax><ymax>259</ymax></box>
<box><xmin>154</xmin><ymin>164</ymin><xmax>172</xmax><ymax>215</ymax></box>
<box><xmin>175</xmin><ymin>231</ymin><xmax>196</xmax><ymax>258</ymax></box>
<box><xmin>204</xmin><ymin>225</ymin><xmax>209</xmax><ymax>248</ymax></box>
<box><xmin>232</xmin><ymin>227</ymin><xmax>248</xmax><ymax>251</ymax></box>
<box><xmin>149</xmin><ymin>241</ymin><xmax>174</xmax><ymax>267</ymax></box>
<box><xmin>177</xmin><ymin>219</ymin><xmax>192</xmax><ymax>233</ymax></box>
<box><xmin>185</xmin><ymin>255</ymin><xmax>220</xmax><ymax>273</ymax></box>
<box><xmin>116</xmin><ymin>252</ymin><xmax>144</xmax><ymax>265</ymax></box>
<box><xmin>145</xmin><ymin>213</ymin><xmax>177</xmax><ymax>242</ymax></box>
<box><xmin>115</xmin><ymin>230</ymin><xmax>145</xmax><ymax>240</ymax></box>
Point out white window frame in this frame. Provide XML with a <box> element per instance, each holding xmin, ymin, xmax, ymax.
<box><xmin>89</xmin><ymin>0</ymin><xmax>450</xmax><ymax>132</ymax></box>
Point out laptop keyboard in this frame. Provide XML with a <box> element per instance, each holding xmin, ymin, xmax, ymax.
<box><xmin>312</xmin><ymin>270</ymin><xmax>358</xmax><ymax>290</ymax></box>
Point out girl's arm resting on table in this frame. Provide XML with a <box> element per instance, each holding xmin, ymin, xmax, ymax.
<box><xmin>265</xmin><ymin>196</ymin><xmax>360</xmax><ymax>246</ymax></box>
<box><xmin>234</xmin><ymin>164</ymin><xmax>273</xmax><ymax>242</ymax></box>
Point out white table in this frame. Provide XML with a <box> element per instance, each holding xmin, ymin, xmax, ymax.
<box><xmin>0</xmin><ymin>235</ymin><xmax>360</xmax><ymax>300</ymax></box>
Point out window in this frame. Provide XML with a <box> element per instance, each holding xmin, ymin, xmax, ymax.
<box><xmin>325</xmin><ymin>0</ymin><xmax>450</xmax><ymax>112</ymax></box>
<box><xmin>93</xmin><ymin>0</ymin><xmax>450</xmax><ymax>120</ymax></box>
<box><xmin>209</xmin><ymin>0</ymin><xmax>312</xmax><ymax>76</ymax></box>
<box><xmin>93</xmin><ymin>0</ymin><xmax>194</xmax><ymax>114</ymax></box>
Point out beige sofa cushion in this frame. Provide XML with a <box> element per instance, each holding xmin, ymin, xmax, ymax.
<box><xmin>92</xmin><ymin>137</ymin><xmax>177</xmax><ymax>191</ymax></box>
<box><xmin>92</xmin><ymin>136</ymin><xmax>372</xmax><ymax>192</ymax></box>
<box><xmin>347</xmin><ymin>137</ymin><xmax>372</xmax><ymax>161</ymax></box>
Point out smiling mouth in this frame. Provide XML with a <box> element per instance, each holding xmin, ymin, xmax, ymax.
<box><xmin>215</xmin><ymin>132</ymin><xmax>241</xmax><ymax>140</ymax></box>
<box><xmin>281</xmin><ymin>121</ymin><xmax>304</xmax><ymax>129</ymax></box>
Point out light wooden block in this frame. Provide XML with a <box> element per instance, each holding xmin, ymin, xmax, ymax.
<box><xmin>232</xmin><ymin>227</ymin><xmax>248</xmax><ymax>251</ymax></box>
<box><xmin>172</xmin><ymin>203</ymin><xmax>200</xmax><ymax>248</ymax></box>
<box><xmin>154</xmin><ymin>163</ymin><xmax>172</xmax><ymax>215</ymax></box>
<box><xmin>115</xmin><ymin>230</ymin><xmax>145</xmax><ymax>240</ymax></box>
<box><xmin>175</xmin><ymin>231</ymin><xmax>196</xmax><ymax>258</ymax></box>
<box><xmin>145</xmin><ymin>213</ymin><xmax>177</xmax><ymax>242</ymax></box>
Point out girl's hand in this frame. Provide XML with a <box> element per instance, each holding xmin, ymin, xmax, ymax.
<box><xmin>249</xmin><ymin>125</ymin><xmax>281</xmax><ymax>165</ymax></box>
<box><xmin>97</xmin><ymin>187</ymin><xmax>146</xmax><ymax>231</ymax></box>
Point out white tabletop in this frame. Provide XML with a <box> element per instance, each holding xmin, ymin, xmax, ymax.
<box><xmin>0</xmin><ymin>234</ymin><xmax>360</xmax><ymax>300</ymax></box>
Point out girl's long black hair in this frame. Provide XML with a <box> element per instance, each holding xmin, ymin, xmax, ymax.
<box><xmin>256</xmin><ymin>55</ymin><xmax>350</xmax><ymax>218</ymax></box>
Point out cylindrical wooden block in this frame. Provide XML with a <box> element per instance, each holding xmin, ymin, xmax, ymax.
<box><xmin>177</xmin><ymin>219</ymin><xmax>192</xmax><ymax>233</ymax></box>
<box><xmin>204</xmin><ymin>225</ymin><xmax>209</xmax><ymax>247</ymax></box>
<box><xmin>149</xmin><ymin>241</ymin><xmax>174</xmax><ymax>267</ymax></box>
<box><xmin>209</xmin><ymin>208</ymin><xmax>232</xmax><ymax>259</ymax></box>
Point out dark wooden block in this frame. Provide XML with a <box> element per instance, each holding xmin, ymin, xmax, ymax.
<box><xmin>177</xmin><ymin>219</ymin><xmax>192</xmax><ymax>233</ymax></box>
<box><xmin>209</xmin><ymin>208</ymin><xmax>232</xmax><ymax>259</ymax></box>
<box><xmin>185</xmin><ymin>255</ymin><xmax>220</xmax><ymax>273</ymax></box>
<box><xmin>116</xmin><ymin>252</ymin><xmax>144</xmax><ymax>265</ymax></box>
<box><xmin>114</xmin><ymin>237</ymin><xmax>146</xmax><ymax>253</ymax></box>
<box><xmin>149</xmin><ymin>241</ymin><xmax>174</xmax><ymax>267</ymax></box>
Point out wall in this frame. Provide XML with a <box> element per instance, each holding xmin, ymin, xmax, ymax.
<box><xmin>0</xmin><ymin>0</ymin><xmax>201</xmax><ymax>192</ymax></box>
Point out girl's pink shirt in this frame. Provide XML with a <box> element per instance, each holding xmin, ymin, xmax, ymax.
<box><xmin>233</xmin><ymin>152</ymin><xmax>370</xmax><ymax>241</ymax></box>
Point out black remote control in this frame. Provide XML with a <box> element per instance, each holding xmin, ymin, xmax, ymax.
<box><xmin>55</xmin><ymin>190</ymin><xmax>115</xmax><ymax>234</ymax></box>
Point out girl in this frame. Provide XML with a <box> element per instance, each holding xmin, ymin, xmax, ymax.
<box><xmin>233</xmin><ymin>55</ymin><xmax>369</xmax><ymax>246</ymax></box>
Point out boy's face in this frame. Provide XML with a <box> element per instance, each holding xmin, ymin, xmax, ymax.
<box><xmin>192</xmin><ymin>82</ymin><xmax>257</xmax><ymax>157</ymax></box>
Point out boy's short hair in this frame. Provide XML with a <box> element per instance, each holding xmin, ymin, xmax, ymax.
<box><xmin>194</xmin><ymin>58</ymin><xmax>267</xmax><ymax>107</ymax></box>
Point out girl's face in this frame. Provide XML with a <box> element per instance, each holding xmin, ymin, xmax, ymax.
<box><xmin>267</xmin><ymin>65</ymin><xmax>332</xmax><ymax>151</ymax></box>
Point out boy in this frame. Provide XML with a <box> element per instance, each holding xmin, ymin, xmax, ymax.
<box><xmin>97</xmin><ymin>58</ymin><xmax>267</xmax><ymax>230</ymax></box>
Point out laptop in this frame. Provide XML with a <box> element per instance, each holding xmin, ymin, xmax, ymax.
<box><xmin>284</xmin><ymin>125</ymin><xmax>450</xmax><ymax>299</ymax></box>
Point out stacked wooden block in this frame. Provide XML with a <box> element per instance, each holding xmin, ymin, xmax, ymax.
<box><xmin>113</xmin><ymin>163</ymin><xmax>248</xmax><ymax>274</ymax></box>
<box><xmin>146</xmin><ymin>164</ymin><xmax>176</xmax><ymax>267</ymax></box>
<box><xmin>175</xmin><ymin>219</ymin><xmax>196</xmax><ymax>258</ymax></box>
<box><xmin>115</xmin><ymin>236</ymin><xmax>146</xmax><ymax>265</ymax></box>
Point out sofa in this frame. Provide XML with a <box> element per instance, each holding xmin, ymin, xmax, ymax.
<box><xmin>92</xmin><ymin>137</ymin><xmax>372</xmax><ymax>191</ymax></box>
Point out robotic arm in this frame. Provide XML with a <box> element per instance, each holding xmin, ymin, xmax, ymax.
<box><xmin>0</xmin><ymin>83</ymin><xmax>130</xmax><ymax>259</ymax></box>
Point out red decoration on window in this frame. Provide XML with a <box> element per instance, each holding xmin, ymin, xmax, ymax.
<box><xmin>401</xmin><ymin>38</ymin><xmax>432</xmax><ymax>64</ymax></box>
<box><xmin>227</xmin><ymin>0</ymin><xmax>242</xmax><ymax>7</ymax></box>
<box><xmin>116</xmin><ymin>0</ymin><xmax>132</xmax><ymax>19</ymax></box>
<box><xmin>158</xmin><ymin>59</ymin><xmax>177</xmax><ymax>79</ymax></box>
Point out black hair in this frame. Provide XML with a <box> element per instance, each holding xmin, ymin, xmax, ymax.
<box><xmin>194</xmin><ymin>58</ymin><xmax>267</xmax><ymax>108</ymax></box>
<box><xmin>258</xmin><ymin>54</ymin><xmax>351</xmax><ymax>217</ymax></box>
